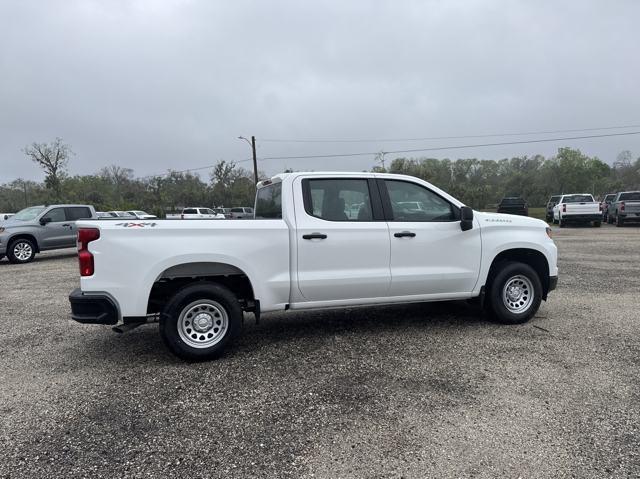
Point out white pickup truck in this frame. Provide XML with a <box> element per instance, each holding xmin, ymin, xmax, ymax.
<box><xmin>552</xmin><ymin>194</ymin><xmax>602</xmax><ymax>227</ymax></box>
<box><xmin>69</xmin><ymin>172</ymin><xmax>558</xmax><ymax>360</ymax></box>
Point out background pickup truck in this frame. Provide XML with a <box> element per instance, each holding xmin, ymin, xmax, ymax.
<box><xmin>607</xmin><ymin>191</ymin><xmax>640</xmax><ymax>226</ymax></box>
<box><xmin>497</xmin><ymin>197</ymin><xmax>528</xmax><ymax>216</ymax></box>
<box><xmin>69</xmin><ymin>172</ymin><xmax>558</xmax><ymax>360</ymax></box>
<box><xmin>0</xmin><ymin>204</ymin><xmax>96</xmax><ymax>263</ymax></box>
<box><xmin>552</xmin><ymin>194</ymin><xmax>601</xmax><ymax>227</ymax></box>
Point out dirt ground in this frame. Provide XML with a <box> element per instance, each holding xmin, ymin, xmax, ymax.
<box><xmin>1</xmin><ymin>224</ymin><xmax>639</xmax><ymax>478</ymax></box>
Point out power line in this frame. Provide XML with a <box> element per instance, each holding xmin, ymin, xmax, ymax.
<box><xmin>259</xmin><ymin>123</ymin><xmax>640</xmax><ymax>143</ymax></box>
<box><xmin>257</xmin><ymin>131</ymin><xmax>640</xmax><ymax>161</ymax></box>
<box><xmin>139</xmin><ymin>158</ymin><xmax>253</xmax><ymax>180</ymax></box>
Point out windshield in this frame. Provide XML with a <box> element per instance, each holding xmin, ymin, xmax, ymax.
<box><xmin>12</xmin><ymin>206</ymin><xmax>46</xmax><ymax>221</ymax></box>
<box><xmin>604</xmin><ymin>194</ymin><xmax>616</xmax><ymax>202</ymax></box>
<box><xmin>130</xmin><ymin>211</ymin><xmax>148</xmax><ymax>215</ymax></box>
<box><xmin>619</xmin><ymin>192</ymin><xmax>640</xmax><ymax>201</ymax></box>
<box><xmin>563</xmin><ymin>195</ymin><xmax>594</xmax><ymax>203</ymax></box>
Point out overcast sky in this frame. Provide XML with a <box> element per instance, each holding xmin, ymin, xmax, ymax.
<box><xmin>2</xmin><ymin>0</ymin><xmax>640</xmax><ymax>183</ymax></box>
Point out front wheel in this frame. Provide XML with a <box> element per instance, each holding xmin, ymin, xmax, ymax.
<box><xmin>7</xmin><ymin>238</ymin><xmax>36</xmax><ymax>264</ymax></box>
<box><xmin>487</xmin><ymin>261</ymin><xmax>542</xmax><ymax>324</ymax></box>
<box><xmin>160</xmin><ymin>282</ymin><xmax>242</xmax><ymax>360</ymax></box>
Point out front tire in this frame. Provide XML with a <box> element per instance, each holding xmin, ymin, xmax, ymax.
<box><xmin>160</xmin><ymin>282</ymin><xmax>242</xmax><ymax>360</ymax></box>
<box><xmin>7</xmin><ymin>238</ymin><xmax>36</xmax><ymax>264</ymax></box>
<box><xmin>487</xmin><ymin>261</ymin><xmax>542</xmax><ymax>324</ymax></box>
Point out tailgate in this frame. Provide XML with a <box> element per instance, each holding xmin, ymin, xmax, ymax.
<box><xmin>622</xmin><ymin>201</ymin><xmax>640</xmax><ymax>214</ymax></box>
<box><xmin>565</xmin><ymin>203</ymin><xmax>599</xmax><ymax>215</ymax></box>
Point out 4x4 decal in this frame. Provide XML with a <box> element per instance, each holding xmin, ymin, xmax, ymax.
<box><xmin>115</xmin><ymin>222</ymin><xmax>157</xmax><ymax>228</ymax></box>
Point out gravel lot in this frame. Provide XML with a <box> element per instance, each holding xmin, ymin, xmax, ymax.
<box><xmin>1</xmin><ymin>224</ymin><xmax>639</xmax><ymax>478</ymax></box>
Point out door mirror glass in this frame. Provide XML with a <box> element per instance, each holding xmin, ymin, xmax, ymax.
<box><xmin>460</xmin><ymin>206</ymin><xmax>473</xmax><ymax>231</ymax></box>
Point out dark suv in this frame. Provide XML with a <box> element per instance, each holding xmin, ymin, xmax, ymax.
<box><xmin>497</xmin><ymin>197</ymin><xmax>528</xmax><ymax>216</ymax></box>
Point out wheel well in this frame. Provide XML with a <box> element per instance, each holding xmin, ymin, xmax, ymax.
<box><xmin>8</xmin><ymin>234</ymin><xmax>40</xmax><ymax>253</ymax></box>
<box><xmin>486</xmin><ymin>249</ymin><xmax>551</xmax><ymax>299</ymax></box>
<box><xmin>147</xmin><ymin>262</ymin><xmax>256</xmax><ymax>314</ymax></box>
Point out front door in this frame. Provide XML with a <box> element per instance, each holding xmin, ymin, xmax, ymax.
<box><xmin>380</xmin><ymin>179</ymin><xmax>481</xmax><ymax>296</ymax></box>
<box><xmin>39</xmin><ymin>207</ymin><xmax>75</xmax><ymax>249</ymax></box>
<box><xmin>295</xmin><ymin>176</ymin><xmax>391</xmax><ymax>302</ymax></box>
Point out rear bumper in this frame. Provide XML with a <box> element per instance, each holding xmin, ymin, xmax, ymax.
<box><xmin>69</xmin><ymin>288</ymin><xmax>119</xmax><ymax>325</ymax></box>
<box><xmin>561</xmin><ymin>214</ymin><xmax>601</xmax><ymax>222</ymax></box>
<box><xmin>619</xmin><ymin>213</ymin><xmax>640</xmax><ymax>221</ymax></box>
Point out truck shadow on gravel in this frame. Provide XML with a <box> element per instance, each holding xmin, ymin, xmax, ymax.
<box><xmin>70</xmin><ymin>300</ymin><xmax>492</xmax><ymax>364</ymax></box>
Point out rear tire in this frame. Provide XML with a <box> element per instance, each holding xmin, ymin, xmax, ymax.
<box><xmin>607</xmin><ymin>215</ymin><xmax>614</xmax><ymax>224</ymax></box>
<box><xmin>7</xmin><ymin>238</ymin><xmax>36</xmax><ymax>264</ymax></box>
<box><xmin>616</xmin><ymin>215</ymin><xmax>625</xmax><ymax>227</ymax></box>
<box><xmin>487</xmin><ymin>261</ymin><xmax>542</xmax><ymax>325</ymax></box>
<box><xmin>593</xmin><ymin>221</ymin><xmax>601</xmax><ymax>227</ymax></box>
<box><xmin>559</xmin><ymin>217</ymin><xmax>565</xmax><ymax>228</ymax></box>
<box><xmin>159</xmin><ymin>282</ymin><xmax>242</xmax><ymax>360</ymax></box>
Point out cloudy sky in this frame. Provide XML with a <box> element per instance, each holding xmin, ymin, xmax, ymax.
<box><xmin>1</xmin><ymin>0</ymin><xmax>640</xmax><ymax>183</ymax></box>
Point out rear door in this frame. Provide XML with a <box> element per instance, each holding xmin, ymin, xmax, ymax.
<box><xmin>65</xmin><ymin>207</ymin><xmax>93</xmax><ymax>247</ymax></box>
<box><xmin>294</xmin><ymin>176</ymin><xmax>391</xmax><ymax>302</ymax></box>
<box><xmin>39</xmin><ymin>207</ymin><xmax>74</xmax><ymax>249</ymax></box>
<box><xmin>380</xmin><ymin>178</ymin><xmax>481</xmax><ymax>296</ymax></box>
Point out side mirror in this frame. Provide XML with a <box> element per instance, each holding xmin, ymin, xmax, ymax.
<box><xmin>39</xmin><ymin>217</ymin><xmax>52</xmax><ymax>225</ymax></box>
<box><xmin>460</xmin><ymin>206</ymin><xmax>474</xmax><ymax>231</ymax></box>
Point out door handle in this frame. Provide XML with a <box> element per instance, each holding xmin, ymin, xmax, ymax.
<box><xmin>302</xmin><ymin>233</ymin><xmax>327</xmax><ymax>240</ymax></box>
<box><xmin>62</xmin><ymin>223</ymin><xmax>71</xmax><ymax>227</ymax></box>
<box><xmin>394</xmin><ymin>231</ymin><xmax>416</xmax><ymax>238</ymax></box>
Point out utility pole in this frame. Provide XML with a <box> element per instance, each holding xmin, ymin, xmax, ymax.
<box><xmin>238</xmin><ymin>135</ymin><xmax>259</xmax><ymax>187</ymax></box>
<box><xmin>251</xmin><ymin>135</ymin><xmax>258</xmax><ymax>187</ymax></box>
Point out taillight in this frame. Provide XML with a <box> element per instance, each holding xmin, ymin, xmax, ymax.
<box><xmin>599</xmin><ymin>202</ymin><xmax>603</xmax><ymax>212</ymax></box>
<box><xmin>77</xmin><ymin>228</ymin><xmax>100</xmax><ymax>276</ymax></box>
<box><xmin>562</xmin><ymin>203</ymin><xmax>566</xmax><ymax>213</ymax></box>
<box><xmin>620</xmin><ymin>202</ymin><xmax>625</xmax><ymax>212</ymax></box>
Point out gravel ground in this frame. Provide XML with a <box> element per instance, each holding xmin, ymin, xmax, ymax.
<box><xmin>1</xmin><ymin>224</ymin><xmax>639</xmax><ymax>478</ymax></box>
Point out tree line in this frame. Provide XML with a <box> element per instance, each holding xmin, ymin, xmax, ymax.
<box><xmin>1</xmin><ymin>139</ymin><xmax>639</xmax><ymax>213</ymax></box>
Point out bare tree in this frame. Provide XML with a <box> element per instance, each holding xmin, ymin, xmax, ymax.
<box><xmin>23</xmin><ymin>138</ymin><xmax>72</xmax><ymax>200</ymax></box>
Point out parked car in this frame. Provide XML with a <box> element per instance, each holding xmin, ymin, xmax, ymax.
<box><xmin>545</xmin><ymin>195</ymin><xmax>562</xmax><ymax>222</ymax></box>
<box><xmin>552</xmin><ymin>194</ymin><xmax>601</xmax><ymax>227</ymax></box>
<box><xmin>1</xmin><ymin>213</ymin><xmax>15</xmax><ymax>222</ymax></box>
<box><xmin>229</xmin><ymin>207</ymin><xmax>254</xmax><ymax>219</ymax></box>
<box><xmin>106</xmin><ymin>211</ymin><xmax>135</xmax><ymax>218</ymax></box>
<box><xmin>607</xmin><ymin>191</ymin><xmax>640</xmax><ymax>226</ymax></box>
<box><xmin>600</xmin><ymin>193</ymin><xmax>617</xmax><ymax>223</ymax></box>
<box><xmin>180</xmin><ymin>207</ymin><xmax>225</xmax><ymax>219</ymax></box>
<box><xmin>497</xmin><ymin>197</ymin><xmax>528</xmax><ymax>216</ymax></box>
<box><xmin>0</xmin><ymin>204</ymin><xmax>96</xmax><ymax>263</ymax></box>
<box><xmin>214</xmin><ymin>208</ymin><xmax>232</xmax><ymax>219</ymax></box>
<box><xmin>69</xmin><ymin>172</ymin><xmax>558</xmax><ymax>360</ymax></box>
<box><xmin>126</xmin><ymin>210</ymin><xmax>157</xmax><ymax>220</ymax></box>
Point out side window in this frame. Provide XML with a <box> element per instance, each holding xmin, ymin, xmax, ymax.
<box><xmin>66</xmin><ymin>207</ymin><xmax>91</xmax><ymax>221</ymax></box>
<box><xmin>43</xmin><ymin>208</ymin><xmax>66</xmax><ymax>222</ymax></box>
<box><xmin>255</xmin><ymin>183</ymin><xmax>282</xmax><ymax>219</ymax></box>
<box><xmin>304</xmin><ymin>179</ymin><xmax>373</xmax><ymax>221</ymax></box>
<box><xmin>183</xmin><ymin>209</ymin><xmax>197</xmax><ymax>214</ymax></box>
<box><xmin>385</xmin><ymin>180</ymin><xmax>458</xmax><ymax>222</ymax></box>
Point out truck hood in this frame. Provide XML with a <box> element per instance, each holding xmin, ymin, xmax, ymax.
<box><xmin>475</xmin><ymin>211</ymin><xmax>548</xmax><ymax>229</ymax></box>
